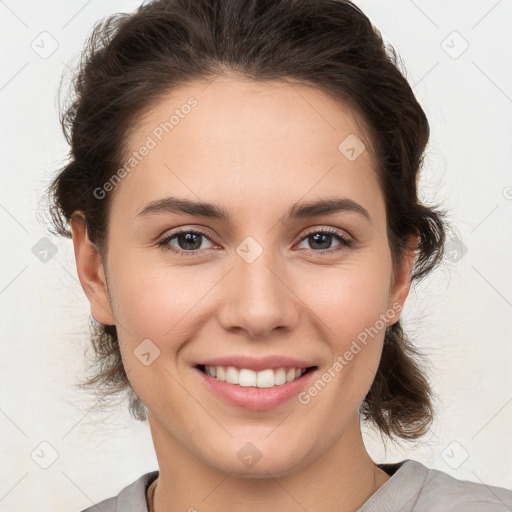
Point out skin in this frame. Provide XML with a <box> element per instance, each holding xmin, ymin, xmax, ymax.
<box><xmin>70</xmin><ymin>75</ymin><xmax>417</xmax><ymax>512</ymax></box>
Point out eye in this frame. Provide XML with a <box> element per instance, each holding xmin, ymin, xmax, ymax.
<box><xmin>157</xmin><ymin>228</ymin><xmax>216</xmax><ymax>256</ymax></box>
<box><xmin>295</xmin><ymin>227</ymin><xmax>353</xmax><ymax>255</ymax></box>
<box><xmin>156</xmin><ymin>226</ymin><xmax>354</xmax><ymax>257</ymax></box>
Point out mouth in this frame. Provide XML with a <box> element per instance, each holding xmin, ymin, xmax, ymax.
<box><xmin>194</xmin><ymin>362</ymin><xmax>319</xmax><ymax>411</ymax></box>
<box><xmin>195</xmin><ymin>364</ymin><xmax>318</xmax><ymax>388</ymax></box>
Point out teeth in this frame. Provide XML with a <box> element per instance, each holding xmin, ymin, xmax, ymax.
<box><xmin>203</xmin><ymin>365</ymin><xmax>309</xmax><ymax>387</ymax></box>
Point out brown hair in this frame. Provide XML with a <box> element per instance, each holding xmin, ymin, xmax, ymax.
<box><xmin>44</xmin><ymin>0</ymin><xmax>446</xmax><ymax>441</ymax></box>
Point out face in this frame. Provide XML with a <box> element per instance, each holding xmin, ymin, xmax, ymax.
<box><xmin>72</xmin><ymin>76</ymin><xmax>414</xmax><ymax>478</ymax></box>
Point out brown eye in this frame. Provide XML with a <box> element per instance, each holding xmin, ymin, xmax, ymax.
<box><xmin>157</xmin><ymin>229</ymin><xmax>215</xmax><ymax>256</ymax></box>
<box><xmin>296</xmin><ymin>228</ymin><xmax>353</xmax><ymax>254</ymax></box>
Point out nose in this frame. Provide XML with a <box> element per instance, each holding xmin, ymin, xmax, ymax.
<box><xmin>216</xmin><ymin>249</ymin><xmax>301</xmax><ymax>339</ymax></box>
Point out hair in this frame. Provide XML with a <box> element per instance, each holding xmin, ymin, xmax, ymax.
<box><xmin>44</xmin><ymin>0</ymin><xmax>446</xmax><ymax>441</ymax></box>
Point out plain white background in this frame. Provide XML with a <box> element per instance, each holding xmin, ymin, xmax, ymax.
<box><xmin>0</xmin><ymin>1</ymin><xmax>511</xmax><ymax>510</ymax></box>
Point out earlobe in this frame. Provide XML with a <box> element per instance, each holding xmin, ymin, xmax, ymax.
<box><xmin>387</xmin><ymin>235</ymin><xmax>418</xmax><ymax>325</ymax></box>
<box><xmin>70</xmin><ymin>213</ymin><xmax>116</xmax><ymax>326</ymax></box>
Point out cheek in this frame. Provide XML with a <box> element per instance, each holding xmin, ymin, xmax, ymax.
<box><xmin>302</xmin><ymin>258</ymin><xmax>392</xmax><ymax>343</ymax></box>
<box><xmin>110</xmin><ymin>241</ymin><xmax>393</xmax><ymax>344</ymax></box>
<box><xmin>106</xmin><ymin>260</ymin><xmax>225</xmax><ymax>396</ymax></box>
<box><xmin>109</xmin><ymin>259</ymin><xmax>205</xmax><ymax>339</ymax></box>
<box><xmin>296</xmin><ymin>251</ymin><xmax>392</xmax><ymax>400</ymax></box>
<box><xmin>109</xmin><ymin>263</ymin><xmax>200</xmax><ymax>410</ymax></box>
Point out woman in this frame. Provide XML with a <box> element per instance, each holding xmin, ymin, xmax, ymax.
<box><xmin>45</xmin><ymin>0</ymin><xmax>512</xmax><ymax>510</ymax></box>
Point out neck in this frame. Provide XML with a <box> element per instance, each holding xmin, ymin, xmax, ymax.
<box><xmin>148</xmin><ymin>412</ymin><xmax>390</xmax><ymax>512</ymax></box>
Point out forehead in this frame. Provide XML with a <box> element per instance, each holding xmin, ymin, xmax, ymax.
<box><xmin>109</xmin><ymin>77</ymin><xmax>381</xmax><ymax>221</ymax></box>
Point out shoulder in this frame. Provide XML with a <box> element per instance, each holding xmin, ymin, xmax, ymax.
<box><xmin>414</xmin><ymin>460</ymin><xmax>512</xmax><ymax>511</ymax></box>
<box><xmin>76</xmin><ymin>470</ymin><xmax>159</xmax><ymax>512</ymax></box>
<box><xmin>360</xmin><ymin>459</ymin><xmax>512</xmax><ymax>512</ymax></box>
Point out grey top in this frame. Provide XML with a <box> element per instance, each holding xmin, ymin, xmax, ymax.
<box><xmin>78</xmin><ymin>459</ymin><xmax>512</xmax><ymax>511</ymax></box>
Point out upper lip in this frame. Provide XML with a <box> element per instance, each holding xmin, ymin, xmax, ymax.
<box><xmin>195</xmin><ymin>355</ymin><xmax>318</xmax><ymax>372</ymax></box>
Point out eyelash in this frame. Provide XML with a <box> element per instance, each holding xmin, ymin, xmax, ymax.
<box><xmin>156</xmin><ymin>227</ymin><xmax>354</xmax><ymax>257</ymax></box>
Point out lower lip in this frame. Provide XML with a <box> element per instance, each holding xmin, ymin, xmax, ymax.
<box><xmin>194</xmin><ymin>367</ymin><xmax>317</xmax><ymax>411</ymax></box>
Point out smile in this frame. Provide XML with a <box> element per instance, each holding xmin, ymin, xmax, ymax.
<box><xmin>194</xmin><ymin>364</ymin><xmax>319</xmax><ymax>411</ymax></box>
<box><xmin>198</xmin><ymin>364</ymin><xmax>316</xmax><ymax>388</ymax></box>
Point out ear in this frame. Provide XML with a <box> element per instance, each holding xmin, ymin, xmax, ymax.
<box><xmin>69</xmin><ymin>212</ymin><xmax>116</xmax><ymax>326</ymax></box>
<box><xmin>387</xmin><ymin>235</ymin><xmax>418</xmax><ymax>325</ymax></box>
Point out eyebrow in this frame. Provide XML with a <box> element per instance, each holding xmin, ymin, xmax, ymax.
<box><xmin>136</xmin><ymin>196</ymin><xmax>372</xmax><ymax>223</ymax></box>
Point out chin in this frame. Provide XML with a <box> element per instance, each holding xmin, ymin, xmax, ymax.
<box><xmin>202</xmin><ymin>443</ymin><xmax>309</xmax><ymax>480</ymax></box>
